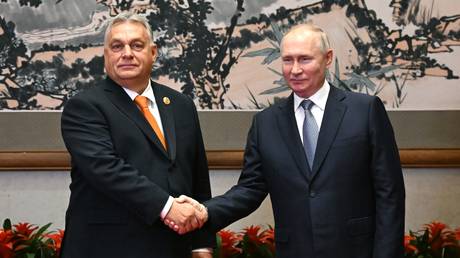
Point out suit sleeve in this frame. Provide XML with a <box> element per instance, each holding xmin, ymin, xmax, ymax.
<box><xmin>61</xmin><ymin>95</ymin><xmax>170</xmax><ymax>225</ymax></box>
<box><xmin>369</xmin><ymin>97</ymin><xmax>405</xmax><ymax>258</ymax></box>
<box><xmin>204</xmin><ymin>114</ymin><xmax>269</xmax><ymax>232</ymax></box>
<box><xmin>188</xmin><ymin>98</ymin><xmax>217</xmax><ymax>249</ymax></box>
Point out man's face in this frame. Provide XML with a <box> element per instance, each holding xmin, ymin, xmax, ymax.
<box><xmin>104</xmin><ymin>21</ymin><xmax>157</xmax><ymax>91</ymax></box>
<box><xmin>281</xmin><ymin>31</ymin><xmax>333</xmax><ymax>98</ymax></box>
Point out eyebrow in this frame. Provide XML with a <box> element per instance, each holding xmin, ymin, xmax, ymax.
<box><xmin>281</xmin><ymin>54</ymin><xmax>313</xmax><ymax>58</ymax></box>
<box><xmin>108</xmin><ymin>36</ymin><xmax>146</xmax><ymax>43</ymax></box>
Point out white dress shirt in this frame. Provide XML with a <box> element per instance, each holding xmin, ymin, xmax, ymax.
<box><xmin>293</xmin><ymin>80</ymin><xmax>330</xmax><ymax>143</ymax></box>
<box><xmin>122</xmin><ymin>82</ymin><xmax>174</xmax><ymax>218</ymax></box>
<box><xmin>122</xmin><ymin>81</ymin><xmax>165</xmax><ymax>136</ymax></box>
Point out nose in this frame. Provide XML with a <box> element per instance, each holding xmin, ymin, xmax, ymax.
<box><xmin>291</xmin><ymin>61</ymin><xmax>302</xmax><ymax>75</ymax></box>
<box><xmin>121</xmin><ymin>45</ymin><xmax>133</xmax><ymax>58</ymax></box>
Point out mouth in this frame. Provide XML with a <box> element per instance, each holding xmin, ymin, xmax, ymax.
<box><xmin>117</xmin><ymin>64</ymin><xmax>138</xmax><ymax>69</ymax></box>
<box><xmin>289</xmin><ymin>78</ymin><xmax>307</xmax><ymax>83</ymax></box>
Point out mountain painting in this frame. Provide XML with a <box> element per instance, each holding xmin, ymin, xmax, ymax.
<box><xmin>1</xmin><ymin>0</ymin><xmax>459</xmax><ymax>110</ymax></box>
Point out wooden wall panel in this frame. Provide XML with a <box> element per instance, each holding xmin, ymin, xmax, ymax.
<box><xmin>1</xmin><ymin>149</ymin><xmax>459</xmax><ymax>171</ymax></box>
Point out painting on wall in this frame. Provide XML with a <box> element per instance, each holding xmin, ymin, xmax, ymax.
<box><xmin>0</xmin><ymin>0</ymin><xmax>459</xmax><ymax>110</ymax></box>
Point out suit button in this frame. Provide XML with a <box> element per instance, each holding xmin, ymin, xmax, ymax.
<box><xmin>309</xmin><ymin>191</ymin><xmax>316</xmax><ymax>198</ymax></box>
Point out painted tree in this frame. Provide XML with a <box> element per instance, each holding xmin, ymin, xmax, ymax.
<box><xmin>0</xmin><ymin>16</ymin><xmax>29</xmax><ymax>109</ymax></box>
<box><xmin>153</xmin><ymin>0</ymin><xmax>247</xmax><ymax>108</ymax></box>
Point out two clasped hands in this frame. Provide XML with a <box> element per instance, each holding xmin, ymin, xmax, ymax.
<box><xmin>163</xmin><ymin>195</ymin><xmax>207</xmax><ymax>235</ymax></box>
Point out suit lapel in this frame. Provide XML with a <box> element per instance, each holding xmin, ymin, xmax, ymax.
<box><xmin>103</xmin><ymin>78</ymin><xmax>169</xmax><ymax>159</ymax></box>
<box><xmin>276</xmin><ymin>94</ymin><xmax>311</xmax><ymax>181</ymax></box>
<box><xmin>152</xmin><ymin>81</ymin><xmax>177</xmax><ymax>162</ymax></box>
<box><xmin>310</xmin><ymin>86</ymin><xmax>347</xmax><ymax>180</ymax></box>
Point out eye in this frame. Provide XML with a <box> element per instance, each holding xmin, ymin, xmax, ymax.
<box><xmin>299</xmin><ymin>57</ymin><xmax>312</xmax><ymax>63</ymax></box>
<box><xmin>282</xmin><ymin>57</ymin><xmax>293</xmax><ymax>64</ymax></box>
<box><xmin>110</xmin><ymin>43</ymin><xmax>123</xmax><ymax>52</ymax></box>
<box><xmin>131</xmin><ymin>42</ymin><xmax>145</xmax><ymax>51</ymax></box>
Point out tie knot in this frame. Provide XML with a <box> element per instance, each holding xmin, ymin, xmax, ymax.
<box><xmin>301</xmin><ymin>99</ymin><xmax>314</xmax><ymax>111</ymax></box>
<box><xmin>134</xmin><ymin>95</ymin><xmax>149</xmax><ymax>109</ymax></box>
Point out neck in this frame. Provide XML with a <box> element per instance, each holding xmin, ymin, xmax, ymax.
<box><xmin>114</xmin><ymin>77</ymin><xmax>149</xmax><ymax>94</ymax></box>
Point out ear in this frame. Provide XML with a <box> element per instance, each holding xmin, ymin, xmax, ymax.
<box><xmin>151</xmin><ymin>44</ymin><xmax>158</xmax><ymax>62</ymax></box>
<box><xmin>325</xmin><ymin>49</ymin><xmax>333</xmax><ymax>68</ymax></box>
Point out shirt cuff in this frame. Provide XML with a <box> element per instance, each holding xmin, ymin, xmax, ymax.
<box><xmin>160</xmin><ymin>196</ymin><xmax>174</xmax><ymax>219</ymax></box>
<box><xmin>192</xmin><ymin>248</ymin><xmax>213</xmax><ymax>253</ymax></box>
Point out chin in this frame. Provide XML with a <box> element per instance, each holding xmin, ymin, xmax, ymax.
<box><xmin>291</xmin><ymin>85</ymin><xmax>309</xmax><ymax>92</ymax></box>
<box><xmin>292</xmin><ymin>88</ymin><xmax>312</xmax><ymax>98</ymax></box>
<box><xmin>116</xmin><ymin>72</ymin><xmax>140</xmax><ymax>79</ymax></box>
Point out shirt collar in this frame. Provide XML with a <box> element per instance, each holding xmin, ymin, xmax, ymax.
<box><xmin>293</xmin><ymin>80</ymin><xmax>330</xmax><ymax>112</ymax></box>
<box><xmin>122</xmin><ymin>80</ymin><xmax>156</xmax><ymax>106</ymax></box>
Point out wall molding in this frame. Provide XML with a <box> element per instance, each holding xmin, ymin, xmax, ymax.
<box><xmin>398</xmin><ymin>149</ymin><xmax>460</xmax><ymax>168</ymax></box>
<box><xmin>0</xmin><ymin>149</ymin><xmax>459</xmax><ymax>171</ymax></box>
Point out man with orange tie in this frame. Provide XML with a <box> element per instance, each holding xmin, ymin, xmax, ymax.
<box><xmin>60</xmin><ymin>13</ymin><xmax>214</xmax><ymax>258</ymax></box>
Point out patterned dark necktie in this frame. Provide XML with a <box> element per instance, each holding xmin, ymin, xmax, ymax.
<box><xmin>301</xmin><ymin>99</ymin><xmax>318</xmax><ymax>169</ymax></box>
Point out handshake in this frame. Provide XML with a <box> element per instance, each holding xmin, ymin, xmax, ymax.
<box><xmin>163</xmin><ymin>195</ymin><xmax>208</xmax><ymax>235</ymax></box>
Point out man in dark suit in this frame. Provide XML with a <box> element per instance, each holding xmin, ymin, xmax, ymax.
<box><xmin>175</xmin><ymin>24</ymin><xmax>406</xmax><ymax>257</ymax></box>
<box><xmin>60</xmin><ymin>13</ymin><xmax>214</xmax><ymax>258</ymax></box>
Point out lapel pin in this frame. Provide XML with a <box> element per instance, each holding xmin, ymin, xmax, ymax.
<box><xmin>163</xmin><ymin>97</ymin><xmax>171</xmax><ymax>105</ymax></box>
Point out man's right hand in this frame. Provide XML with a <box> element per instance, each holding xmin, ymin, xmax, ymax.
<box><xmin>163</xmin><ymin>195</ymin><xmax>208</xmax><ymax>234</ymax></box>
<box><xmin>176</xmin><ymin>195</ymin><xmax>208</xmax><ymax>223</ymax></box>
<box><xmin>164</xmin><ymin>199</ymin><xmax>200</xmax><ymax>234</ymax></box>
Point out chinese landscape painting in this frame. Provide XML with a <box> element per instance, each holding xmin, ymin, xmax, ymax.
<box><xmin>1</xmin><ymin>0</ymin><xmax>459</xmax><ymax>110</ymax></box>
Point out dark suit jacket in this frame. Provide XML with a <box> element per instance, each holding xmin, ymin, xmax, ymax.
<box><xmin>60</xmin><ymin>78</ymin><xmax>215</xmax><ymax>258</ymax></box>
<box><xmin>205</xmin><ymin>86</ymin><xmax>405</xmax><ymax>258</ymax></box>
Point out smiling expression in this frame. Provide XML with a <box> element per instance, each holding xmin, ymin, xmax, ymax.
<box><xmin>281</xmin><ymin>29</ymin><xmax>333</xmax><ymax>98</ymax></box>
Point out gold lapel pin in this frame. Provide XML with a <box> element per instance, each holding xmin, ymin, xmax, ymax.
<box><xmin>163</xmin><ymin>97</ymin><xmax>171</xmax><ymax>105</ymax></box>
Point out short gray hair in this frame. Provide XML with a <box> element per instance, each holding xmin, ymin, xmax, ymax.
<box><xmin>282</xmin><ymin>23</ymin><xmax>331</xmax><ymax>53</ymax></box>
<box><xmin>104</xmin><ymin>12</ymin><xmax>154</xmax><ymax>44</ymax></box>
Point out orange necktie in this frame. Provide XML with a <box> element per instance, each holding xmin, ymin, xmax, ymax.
<box><xmin>134</xmin><ymin>95</ymin><xmax>167</xmax><ymax>150</ymax></box>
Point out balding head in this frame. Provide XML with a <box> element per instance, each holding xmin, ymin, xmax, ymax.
<box><xmin>281</xmin><ymin>23</ymin><xmax>331</xmax><ymax>54</ymax></box>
